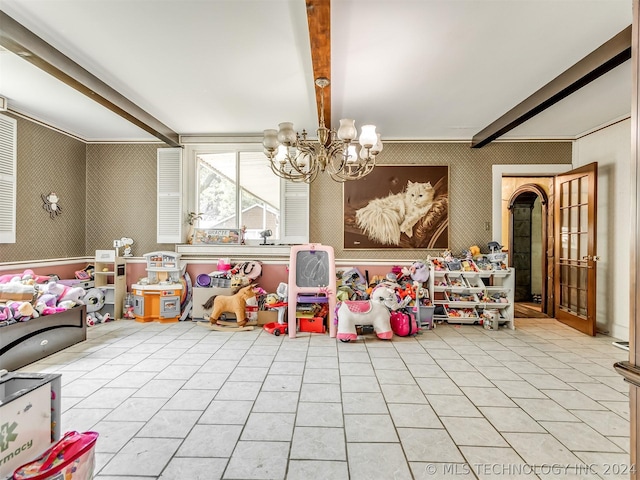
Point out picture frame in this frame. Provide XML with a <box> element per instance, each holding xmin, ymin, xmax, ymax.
<box><xmin>343</xmin><ymin>165</ymin><xmax>449</xmax><ymax>249</ymax></box>
<box><xmin>192</xmin><ymin>228</ymin><xmax>243</xmax><ymax>245</ymax></box>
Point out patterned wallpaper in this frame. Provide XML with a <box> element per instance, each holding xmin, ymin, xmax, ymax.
<box><xmin>1</xmin><ymin>114</ymin><xmax>572</xmax><ymax>263</ymax></box>
<box><xmin>0</xmin><ymin>114</ymin><xmax>86</xmax><ymax>262</ymax></box>
<box><xmin>310</xmin><ymin>142</ymin><xmax>572</xmax><ymax>260</ymax></box>
<box><xmin>86</xmin><ymin>143</ymin><xmax>173</xmax><ymax>256</ymax></box>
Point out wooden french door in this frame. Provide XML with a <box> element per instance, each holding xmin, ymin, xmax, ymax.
<box><xmin>554</xmin><ymin>163</ymin><xmax>598</xmax><ymax>335</ymax></box>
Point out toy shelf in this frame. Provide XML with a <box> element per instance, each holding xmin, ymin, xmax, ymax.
<box><xmin>428</xmin><ymin>256</ymin><xmax>515</xmax><ymax>329</ymax></box>
<box><xmin>94</xmin><ymin>250</ymin><xmax>126</xmax><ymax>320</ymax></box>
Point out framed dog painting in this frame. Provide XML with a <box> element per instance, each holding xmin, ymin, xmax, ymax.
<box><xmin>343</xmin><ymin>165</ymin><xmax>449</xmax><ymax>249</ymax></box>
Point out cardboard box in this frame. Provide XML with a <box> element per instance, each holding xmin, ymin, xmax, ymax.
<box><xmin>258</xmin><ymin>310</ymin><xmax>278</xmax><ymax>325</ymax></box>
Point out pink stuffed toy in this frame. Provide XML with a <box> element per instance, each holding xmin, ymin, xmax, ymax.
<box><xmin>0</xmin><ymin>306</ymin><xmax>12</xmax><ymax>322</ymax></box>
<box><xmin>0</xmin><ymin>269</ymin><xmax>50</xmax><ymax>284</ymax></box>
<box><xmin>21</xmin><ymin>269</ymin><xmax>51</xmax><ymax>284</ymax></box>
<box><xmin>0</xmin><ymin>273</ymin><xmax>20</xmax><ymax>283</ymax></box>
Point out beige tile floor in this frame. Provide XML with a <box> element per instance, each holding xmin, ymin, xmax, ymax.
<box><xmin>18</xmin><ymin>318</ymin><xmax>631</xmax><ymax>479</ymax></box>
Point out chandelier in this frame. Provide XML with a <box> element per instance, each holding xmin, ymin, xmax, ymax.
<box><xmin>263</xmin><ymin>77</ymin><xmax>383</xmax><ymax>183</ymax></box>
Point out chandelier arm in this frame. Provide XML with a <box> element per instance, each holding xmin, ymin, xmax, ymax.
<box><xmin>285</xmin><ymin>152</ymin><xmax>305</xmax><ymax>176</ymax></box>
<box><xmin>269</xmin><ymin>155</ymin><xmax>309</xmax><ymax>182</ymax></box>
<box><xmin>332</xmin><ymin>155</ymin><xmax>377</xmax><ymax>181</ymax></box>
<box><xmin>324</xmin><ymin>142</ymin><xmax>349</xmax><ymax>175</ymax></box>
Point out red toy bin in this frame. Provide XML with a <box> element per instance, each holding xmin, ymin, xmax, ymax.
<box><xmin>299</xmin><ymin>316</ymin><xmax>326</xmax><ymax>333</ymax></box>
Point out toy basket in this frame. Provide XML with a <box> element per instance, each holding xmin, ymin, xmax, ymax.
<box><xmin>13</xmin><ymin>431</ymin><xmax>98</xmax><ymax>480</ymax></box>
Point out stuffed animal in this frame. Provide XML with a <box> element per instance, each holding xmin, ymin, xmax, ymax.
<box><xmin>264</xmin><ymin>293</ymin><xmax>279</xmax><ymax>306</ymax></box>
<box><xmin>38</xmin><ymin>305</ymin><xmax>67</xmax><ymax>316</ymax></box>
<box><xmin>21</xmin><ymin>269</ymin><xmax>51</xmax><ymax>284</ymax></box>
<box><xmin>57</xmin><ymin>300</ymin><xmax>78</xmax><ymax>310</ymax></box>
<box><xmin>409</xmin><ymin>261</ymin><xmax>429</xmax><ymax>283</ymax></box>
<box><xmin>0</xmin><ymin>306</ymin><xmax>12</xmax><ymax>322</ymax></box>
<box><xmin>0</xmin><ymin>269</ymin><xmax>50</xmax><ymax>284</ymax></box>
<box><xmin>41</xmin><ymin>281</ymin><xmax>85</xmax><ymax>305</ymax></box>
<box><xmin>17</xmin><ymin>301</ymin><xmax>38</xmax><ymax>319</ymax></box>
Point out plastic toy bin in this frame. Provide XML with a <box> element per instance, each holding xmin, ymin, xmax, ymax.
<box><xmin>0</xmin><ymin>373</ymin><xmax>62</xmax><ymax>479</ymax></box>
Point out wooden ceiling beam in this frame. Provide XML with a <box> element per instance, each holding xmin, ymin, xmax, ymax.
<box><xmin>306</xmin><ymin>0</ymin><xmax>331</xmax><ymax>128</ymax></box>
<box><xmin>471</xmin><ymin>25</ymin><xmax>632</xmax><ymax>148</ymax></box>
<box><xmin>0</xmin><ymin>11</ymin><xmax>181</xmax><ymax>147</ymax></box>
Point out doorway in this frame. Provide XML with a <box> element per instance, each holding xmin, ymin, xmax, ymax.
<box><xmin>508</xmin><ymin>184</ymin><xmax>550</xmax><ymax>318</ymax></box>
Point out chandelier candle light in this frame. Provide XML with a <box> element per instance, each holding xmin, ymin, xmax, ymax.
<box><xmin>263</xmin><ymin>77</ymin><xmax>383</xmax><ymax>183</ymax></box>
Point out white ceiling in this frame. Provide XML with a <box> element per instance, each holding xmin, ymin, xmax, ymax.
<box><xmin>0</xmin><ymin>0</ymin><xmax>632</xmax><ymax>144</ymax></box>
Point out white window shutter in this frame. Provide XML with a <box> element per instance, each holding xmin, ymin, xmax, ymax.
<box><xmin>280</xmin><ymin>179</ymin><xmax>309</xmax><ymax>244</ymax></box>
<box><xmin>0</xmin><ymin>114</ymin><xmax>17</xmax><ymax>244</ymax></box>
<box><xmin>157</xmin><ymin>147</ymin><xmax>182</xmax><ymax>243</ymax></box>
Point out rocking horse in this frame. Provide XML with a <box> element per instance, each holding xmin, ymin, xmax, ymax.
<box><xmin>201</xmin><ymin>284</ymin><xmax>257</xmax><ymax>331</ymax></box>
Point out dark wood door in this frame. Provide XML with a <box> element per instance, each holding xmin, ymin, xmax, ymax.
<box><xmin>554</xmin><ymin>163</ymin><xmax>598</xmax><ymax>335</ymax></box>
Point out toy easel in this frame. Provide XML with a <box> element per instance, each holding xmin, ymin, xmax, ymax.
<box><xmin>287</xmin><ymin>243</ymin><xmax>337</xmax><ymax>338</ymax></box>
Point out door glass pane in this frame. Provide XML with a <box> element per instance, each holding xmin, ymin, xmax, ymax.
<box><xmin>561</xmin><ymin>233</ymin><xmax>568</xmax><ymax>258</ymax></box>
<box><xmin>569</xmin><ymin>266</ymin><xmax>577</xmax><ymax>288</ymax></box>
<box><xmin>569</xmin><ymin>287</ymin><xmax>577</xmax><ymax>312</ymax></box>
<box><xmin>561</xmin><ymin>182</ymin><xmax>569</xmax><ymax>207</ymax></box>
<box><xmin>578</xmin><ymin>288</ymin><xmax>587</xmax><ymax>316</ymax></box>
<box><xmin>580</xmin><ymin>176</ymin><xmax>589</xmax><ymax>204</ymax></box>
<box><xmin>560</xmin><ymin>285</ymin><xmax>568</xmax><ymax>308</ymax></box>
<box><xmin>579</xmin><ymin>204</ymin><xmax>588</xmax><ymax>233</ymax></box>
<box><xmin>570</xmin><ymin>179</ymin><xmax>579</xmax><ymax>206</ymax></box>
<box><xmin>579</xmin><ymin>232</ymin><xmax>587</xmax><ymax>259</ymax></box>
<box><xmin>570</xmin><ymin>234</ymin><xmax>578</xmax><ymax>261</ymax></box>
<box><xmin>579</xmin><ymin>266</ymin><xmax>587</xmax><ymax>290</ymax></box>
<box><xmin>560</xmin><ymin>265</ymin><xmax>568</xmax><ymax>284</ymax></box>
<box><xmin>569</xmin><ymin>206</ymin><xmax>578</xmax><ymax>232</ymax></box>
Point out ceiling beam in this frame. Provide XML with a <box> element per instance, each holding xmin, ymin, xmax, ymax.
<box><xmin>306</xmin><ymin>0</ymin><xmax>331</xmax><ymax>128</ymax></box>
<box><xmin>0</xmin><ymin>11</ymin><xmax>181</xmax><ymax>147</ymax></box>
<box><xmin>471</xmin><ymin>25</ymin><xmax>632</xmax><ymax>148</ymax></box>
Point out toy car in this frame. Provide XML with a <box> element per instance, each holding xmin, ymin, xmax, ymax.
<box><xmin>263</xmin><ymin>322</ymin><xmax>288</xmax><ymax>336</ymax></box>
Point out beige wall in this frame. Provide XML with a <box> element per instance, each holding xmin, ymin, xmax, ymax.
<box><xmin>0</xmin><ymin>114</ymin><xmax>86</xmax><ymax>262</ymax></box>
<box><xmin>2</xmin><ymin>116</ymin><xmax>572</xmax><ymax>263</ymax></box>
<box><xmin>573</xmin><ymin>118</ymin><xmax>631</xmax><ymax>341</ymax></box>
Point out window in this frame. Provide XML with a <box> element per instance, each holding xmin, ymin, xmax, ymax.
<box><xmin>173</xmin><ymin>144</ymin><xmax>308</xmax><ymax>245</ymax></box>
<box><xmin>197</xmin><ymin>151</ymin><xmax>281</xmax><ymax>241</ymax></box>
